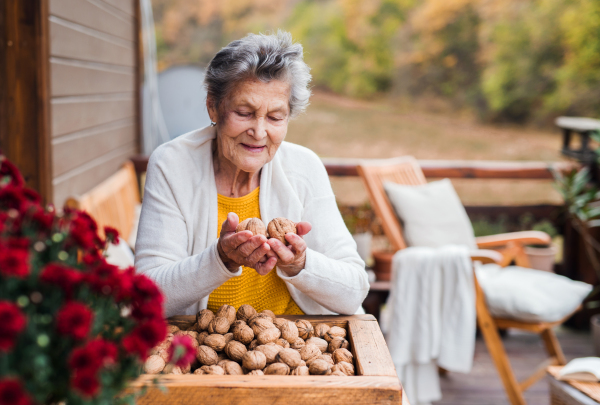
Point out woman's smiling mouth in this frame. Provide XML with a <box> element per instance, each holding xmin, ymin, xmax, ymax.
<box><xmin>241</xmin><ymin>143</ymin><xmax>266</xmax><ymax>153</ymax></box>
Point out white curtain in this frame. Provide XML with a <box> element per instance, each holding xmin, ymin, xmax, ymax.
<box><xmin>140</xmin><ymin>0</ymin><xmax>170</xmax><ymax>155</ymax></box>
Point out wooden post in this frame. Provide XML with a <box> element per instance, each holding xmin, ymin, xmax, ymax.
<box><xmin>0</xmin><ymin>0</ymin><xmax>52</xmax><ymax>203</ymax></box>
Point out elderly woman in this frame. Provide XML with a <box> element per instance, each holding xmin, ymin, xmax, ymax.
<box><xmin>135</xmin><ymin>31</ymin><xmax>369</xmax><ymax>317</ymax></box>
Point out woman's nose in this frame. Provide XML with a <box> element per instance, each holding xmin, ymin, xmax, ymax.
<box><xmin>247</xmin><ymin>117</ymin><xmax>267</xmax><ymax>140</ymax></box>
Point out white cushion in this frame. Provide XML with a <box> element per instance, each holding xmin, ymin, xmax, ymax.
<box><xmin>384</xmin><ymin>179</ymin><xmax>477</xmax><ymax>249</ymax></box>
<box><xmin>105</xmin><ymin>238</ymin><xmax>135</xmax><ymax>269</ymax></box>
<box><xmin>476</xmin><ymin>264</ymin><xmax>592</xmax><ymax>323</ymax></box>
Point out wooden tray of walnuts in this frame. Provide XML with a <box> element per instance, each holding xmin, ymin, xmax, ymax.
<box><xmin>131</xmin><ymin>305</ymin><xmax>402</xmax><ymax>405</ymax></box>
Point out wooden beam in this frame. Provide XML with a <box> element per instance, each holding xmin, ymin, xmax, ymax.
<box><xmin>130</xmin><ymin>155</ymin><xmax>578</xmax><ymax>180</ymax></box>
<box><xmin>0</xmin><ymin>0</ymin><xmax>52</xmax><ymax>203</ymax></box>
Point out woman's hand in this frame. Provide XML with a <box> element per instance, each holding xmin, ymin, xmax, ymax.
<box><xmin>266</xmin><ymin>222</ymin><xmax>312</xmax><ymax>277</ymax></box>
<box><xmin>217</xmin><ymin>213</ymin><xmax>278</xmax><ymax>274</ymax></box>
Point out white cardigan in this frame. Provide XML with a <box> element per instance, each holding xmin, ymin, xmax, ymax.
<box><xmin>134</xmin><ymin>126</ymin><xmax>369</xmax><ymax>317</ymax></box>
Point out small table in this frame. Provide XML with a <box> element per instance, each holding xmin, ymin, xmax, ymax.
<box><xmin>548</xmin><ymin>366</ymin><xmax>600</xmax><ymax>405</ymax></box>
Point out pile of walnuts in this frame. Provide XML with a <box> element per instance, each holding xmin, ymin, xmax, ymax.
<box><xmin>144</xmin><ymin>304</ymin><xmax>355</xmax><ymax>376</ymax></box>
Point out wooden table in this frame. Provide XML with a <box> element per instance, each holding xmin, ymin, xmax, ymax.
<box><xmin>548</xmin><ymin>366</ymin><xmax>600</xmax><ymax>405</ymax></box>
<box><xmin>131</xmin><ymin>315</ymin><xmax>405</xmax><ymax>404</ymax></box>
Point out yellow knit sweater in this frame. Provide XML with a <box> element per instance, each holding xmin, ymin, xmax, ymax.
<box><xmin>207</xmin><ymin>187</ymin><xmax>304</xmax><ymax>315</ymax></box>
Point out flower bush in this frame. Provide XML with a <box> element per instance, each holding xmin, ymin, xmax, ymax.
<box><xmin>0</xmin><ymin>156</ymin><xmax>175</xmax><ymax>404</ymax></box>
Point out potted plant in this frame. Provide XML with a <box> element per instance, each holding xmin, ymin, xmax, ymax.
<box><xmin>0</xmin><ymin>156</ymin><xmax>193</xmax><ymax>405</ymax></box>
<box><xmin>524</xmin><ymin>220</ymin><xmax>559</xmax><ymax>272</ymax></box>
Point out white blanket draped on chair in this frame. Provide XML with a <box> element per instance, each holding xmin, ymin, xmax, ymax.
<box><xmin>386</xmin><ymin>245</ymin><xmax>476</xmax><ymax>405</ymax></box>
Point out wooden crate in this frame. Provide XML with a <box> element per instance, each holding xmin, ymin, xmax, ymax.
<box><xmin>130</xmin><ymin>314</ymin><xmax>403</xmax><ymax>404</ymax></box>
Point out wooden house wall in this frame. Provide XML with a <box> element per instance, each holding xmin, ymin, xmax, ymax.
<box><xmin>48</xmin><ymin>0</ymin><xmax>139</xmax><ymax>206</ymax></box>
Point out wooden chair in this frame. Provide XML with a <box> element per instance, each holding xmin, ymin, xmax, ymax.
<box><xmin>357</xmin><ymin>156</ymin><xmax>575</xmax><ymax>405</ymax></box>
<box><xmin>65</xmin><ymin>161</ymin><xmax>141</xmax><ymax>242</ymax></box>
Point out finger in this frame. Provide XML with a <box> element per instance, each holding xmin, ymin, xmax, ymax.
<box><xmin>267</xmin><ymin>238</ymin><xmax>295</xmax><ymax>263</ymax></box>
<box><xmin>254</xmin><ymin>256</ymin><xmax>278</xmax><ymax>275</ymax></box>
<box><xmin>236</xmin><ymin>235</ymin><xmax>268</xmax><ymax>257</ymax></box>
<box><xmin>221</xmin><ymin>230</ymin><xmax>252</xmax><ymax>254</ymax></box>
<box><xmin>220</xmin><ymin>212</ymin><xmax>239</xmax><ymax>236</ymax></box>
<box><xmin>245</xmin><ymin>242</ymin><xmax>271</xmax><ymax>265</ymax></box>
<box><xmin>285</xmin><ymin>233</ymin><xmax>307</xmax><ymax>254</ymax></box>
<box><xmin>295</xmin><ymin>221</ymin><xmax>312</xmax><ymax>236</ymax></box>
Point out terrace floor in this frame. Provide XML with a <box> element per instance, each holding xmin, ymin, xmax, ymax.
<box><xmin>435</xmin><ymin>327</ymin><xmax>594</xmax><ymax>404</ymax></box>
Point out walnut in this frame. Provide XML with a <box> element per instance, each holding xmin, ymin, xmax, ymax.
<box><xmin>230</xmin><ymin>320</ymin><xmax>247</xmax><ymax>335</ymax></box>
<box><xmin>299</xmin><ymin>344</ymin><xmax>321</xmax><ymax>362</ymax></box>
<box><xmin>276</xmin><ymin>348</ymin><xmax>302</xmax><ymax>368</ymax></box>
<box><xmin>257</xmin><ymin>328</ymin><xmax>281</xmax><ymax>345</ymax></box>
<box><xmin>217</xmin><ymin>358</ymin><xmax>230</xmax><ymax>367</ymax></box>
<box><xmin>295</xmin><ymin>320</ymin><xmax>314</xmax><ymax>340</ymax></box>
<box><xmin>308</xmin><ymin>359</ymin><xmax>331</xmax><ymax>375</ymax></box>
<box><xmin>251</xmin><ymin>317</ymin><xmax>274</xmax><ymax>336</ymax></box>
<box><xmin>260</xmin><ymin>310</ymin><xmax>276</xmax><ymax>320</ymax></box>
<box><xmin>246</xmin><ymin>369</ymin><xmax>264</xmax><ymax>376</ymax></box>
<box><xmin>196</xmin><ymin>309</ymin><xmax>215</xmax><ymax>331</ymax></box>
<box><xmin>248</xmin><ymin>339</ymin><xmax>259</xmax><ymax>350</ymax></box>
<box><xmin>236</xmin><ymin>305</ymin><xmax>257</xmax><ymax>323</ymax></box>
<box><xmin>255</xmin><ymin>343</ymin><xmax>282</xmax><ymax>364</ymax></box>
<box><xmin>330</xmin><ymin>370</ymin><xmax>346</xmax><ymax>376</ymax></box>
<box><xmin>306</xmin><ymin>337</ymin><xmax>328</xmax><ymax>353</ymax></box>
<box><xmin>264</xmin><ymin>363</ymin><xmax>290</xmax><ymax>375</ymax></box>
<box><xmin>216</xmin><ymin>304</ymin><xmax>236</xmax><ymax>325</ymax></box>
<box><xmin>233</xmin><ymin>325</ymin><xmax>254</xmax><ymax>344</ymax></box>
<box><xmin>224</xmin><ymin>340</ymin><xmax>247</xmax><ymax>362</ymax></box>
<box><xmin>204</xmin><ymin>334</ymin><xmax>227</xmax><ymax>352</ymax></box>
<box><xmin>224</xmin><ymin>333</ymin><xmax>234</xmax><ymax>344</ymax></box>
<box><xmin>217</xmin><ymin>352</ymin><xmax>228</xmax><ymax>362</ymax></box>
<box><xmin>331</xmin><ymin>361</ymin><xmax>354</xmax><ymax>376</ymax></box>
<box><xmin>193</xmin><ymin>368</ymin><xmax>205</xmax><ymax>375</ymax></box>
<box><xmin>325</xmin><ymin>326</ymin><xmax>346</xmax><ymax>342</ymax></box>
<box><xmin>290</xmin><ymin>337</ymin><xmax>305</xmax><ymax>350</ymax></box>
<box><xmin>273</xmin><ymin>318</ymin><xmax>288</xmax><ymax>330</ymax></box>
<box><xmin>236</xmin><ymin>218</ymin><xmax>267</xmax><ymax>237</ymax></box>
<box><xmin>144</xmin><ymin>355</ymin><xmax>166</xmax><ymax>374</ymax></box>
<box><xmin>328</xmin><ymin>337</ymin><xmax>349</xmax><ymax>353</ymax></box>
<box><xmin>199</xmin><ymin>365</ymin><xmax>225</xmax><ymax>375</ymax></box>
<box><xmin>280</xmin><ymin>321</ymin><xmax>299</xmax><ymax>343</ymax></box>
<box><xmin>314</xmin><ymin>324</ymin><xmax>330</xmax><ymax>339</ymax></box>
<box><xmin>267</xmin><ymin>218</ymin><xmax>297</xmax><ymax>245</ymax></box>
<box><xmin>291</xmin><ymin>365</ymin><xmax>310</xmax><ymax>376</ymax></box>
<box><xmin>197</xmin><ymin>331</ymin><xmax>209</xmax><ymax>346</ymax></box>
<box><xmin>209</xmin><ymin>317</ymin><xmax>231</xmax><ymax>335</ymax></box>
<box><xmin>175</xmin><ymin>330</ymin><xmax>199</xmax><ymax>350</ymax></box>
<box><xmin>332</xmin><ymin>348</ymin><xmax>353</xmax><ymax>364</ymax></box>
<box><xmin>196</xmin><ymin>345</ymin><xmax>218</xmax><ymax>365</ymax></box>
<box><xmin>164</xmin><ymin>364</ymin><xmax>184</xmax><ymax>374</ymax></box>
<box><xmin>156</xmin><ymin>348</ymin><xmax>170</xmax><ymax>363</ymax></box>
<box><xmin>275</xmin><ymin>338</ymin><xmax>290</xmax><ymax>348</ymax></box>
<box><xmin>167</xmin><ymin>325</ymin><xmax>180</xmax><ymax>334</ymax></box>
<box><xmin>222</xmin><ymin>361</ymin><xmax>244</xmax><ymax>375</ymax></box>
<box><xmin>319</xmin><ymin>354</ymin><xmax>335</xmax><ymax>366</ymax></box>
<box><xmin>242</xmin><ymin>351</ymin><xmax>267</xmax><ymax>370</ymax></box>
<box><xmin>249</xmin><ymin>313</ymin><xmax>274</xmax><ymax>326</ymax></box>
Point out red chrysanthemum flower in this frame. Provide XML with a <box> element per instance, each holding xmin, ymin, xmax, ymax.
<box><xmin>68</xmin><ymin>338</ymin><xmax>118</xmax><ymax>373</ymax></box>
<box><xmin>56</xmin><ymin>302</ymin><xmax>93</xmax><ymax>340</ymax></box>
<box><xmin>168</xmin><ymin>335</ymin><xmax>196</xmax><ymax>367</ymax></box>
<box><xmin>0</xmin><ymin>158</ymin><xmax>25</xmax><ymax>187</ymax></box>
<box><xmin>0</xmin><ymin>185</ymin><xmax>39</xmax><ymax>213</ymax></box>
<box><xmin>129</xmin><ymin>274</ymin><xmax>164</xmax><ymax>320</ymax></box>
<box><xmin>122</xmin><ymin>319</ymin><xmax>167</xmax><ymax>359</ymax></box>
<box><xmin>103</xmin><ymin>226</ymin><xmax>120</xmax><ymax>245</ymax></box>
<box><xmin>0</xmin><ymin>378</ymin><xmax>33</xmax><ymax>405</ymax></box>
<box><xmin>71</xmin><ymin>370</ymin><xmax>100</xmax><ymax>398</ymax></box>
<box><xmin>86</xmin><ymin>262</ymin><xmax>121</xmax><ymax>296</ymax></box>
<box><xmin>40</xmin><ymin>263</ymin><xmax>84</xmax><ymax>296</ymax></box>
<box><xmin>0</xmin><ymin>244</ymin><xmax>29</xmax><ymax>278</ymax></box>
<box><xmin>67</xmin><ymin>211</ymin><xmax>101</xmax><ymax>251</ymax></box>
<box><xmin>0</xmin><ymin>301</ymin><xmax>26</xmax><ymax>351</ymax></box>
<box><xmin>30</xmin><ymin>206</ymin><xmax>54</xmax><ymax>231</ymax></box>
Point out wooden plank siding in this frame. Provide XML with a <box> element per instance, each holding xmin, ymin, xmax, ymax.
<box><xmin>48</xmin><ymin>0</ymin><xmax>139</xmax><ymax>206</ymax></box>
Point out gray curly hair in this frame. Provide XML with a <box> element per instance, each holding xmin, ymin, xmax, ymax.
<box><xmin>204</xmin><ymin>30</ymin><xmax>312</xmax><ymax>119</ymax></box>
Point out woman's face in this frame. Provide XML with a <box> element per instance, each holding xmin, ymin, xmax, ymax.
<box><xmin>209</xmin><ymin>79</ymin><xmax>291</xmax><ymax>173</ymax></box>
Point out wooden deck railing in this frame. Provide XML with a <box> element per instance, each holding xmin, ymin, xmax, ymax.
<box><xmin>131</xmin><ymin>155</ymin><xmax>577</xmax><ymax>180</ymax></box>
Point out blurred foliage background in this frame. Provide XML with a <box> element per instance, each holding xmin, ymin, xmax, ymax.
<box><xmin>152</xmin><ymin>0</ymin><xmax>600</xmax><ymax>125</ymax></box>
